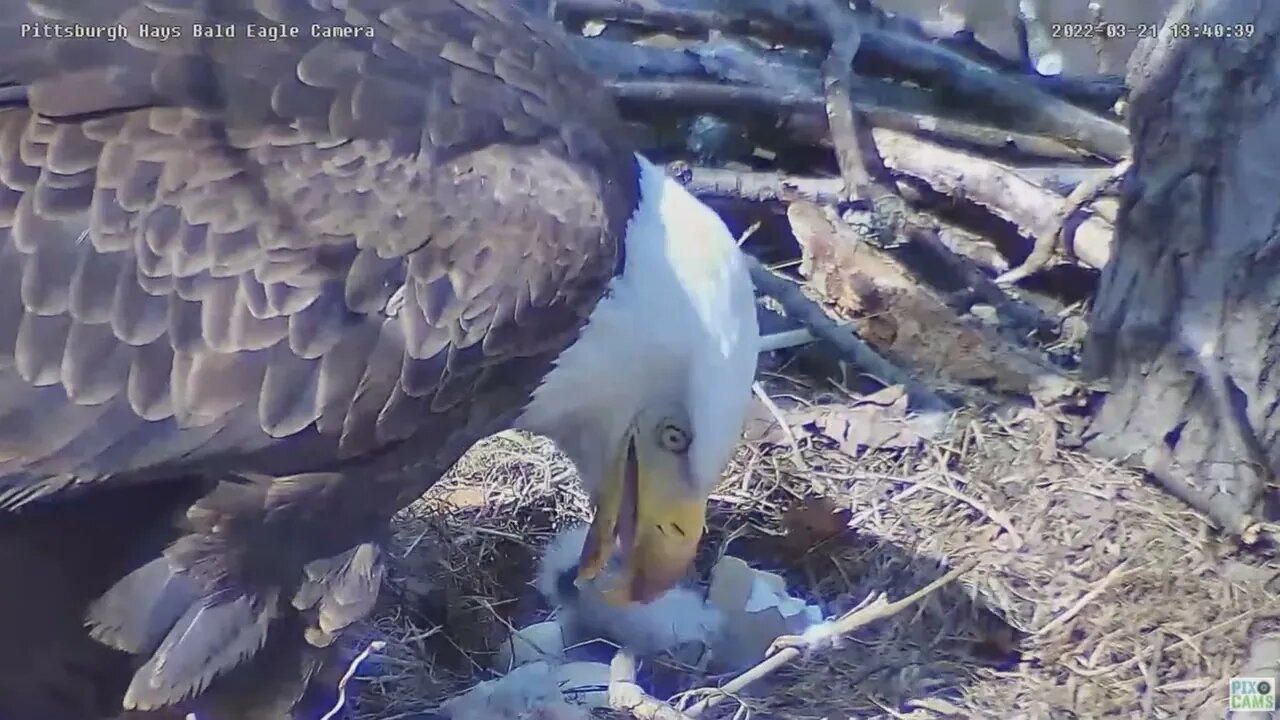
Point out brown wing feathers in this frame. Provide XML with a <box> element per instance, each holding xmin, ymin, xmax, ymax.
<box><xmin>0</xmin><ymin>0</ymin><xmax>639</xmax><ymax>716</ymax></box>
<box><xmin>0</xmin><ymin>0</ymin><xmax>635</xmax><ymax>498</ymax></box>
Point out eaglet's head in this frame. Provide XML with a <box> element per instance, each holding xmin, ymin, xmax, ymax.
<box><xmin>516</xmin><ymin>155</ymin><xmax>759</xmax><ymax>606</ymax></box>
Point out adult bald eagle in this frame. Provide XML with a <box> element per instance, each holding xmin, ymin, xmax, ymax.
<box><xmin>0</xmin><ymin>1</ymin><xmax>759</xmax><ymax>718</ymax></box>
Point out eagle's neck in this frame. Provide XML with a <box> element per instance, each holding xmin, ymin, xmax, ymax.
<box><xmin>515</xmin><ymin>155</ymin><xmax>755</xmax><ymax>492</ymax></box>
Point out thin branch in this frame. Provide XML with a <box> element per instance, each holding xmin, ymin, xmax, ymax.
<box><xmin>318</xmin><ymin>640</ymin><xmax>386</xmax><ymax>720</ymax></box>
<box><xmin>909</xmin><ymin>227</ymin><xmax>1060</xmax><ymax>338</ymax></box>
<box><xmin>1031</xmin><ymin>560</ymin><xmax>1134</xmax><ymax>637</ymax></box>
<box><xmin>682</xmin><ymin>558</ymin><xmax>980</xmax><ymax>718</ymax></box>
<box><xmin>809</xmin><ymin>1</ymin><xmax>879</xmax><ymax>198</ymax></box>
<box><xmin>998</xmin><ymin>157</ymin><xmax>1131</xmax><ymax>285</ymax></box>
<box><xmin>752</xmin><ymin>381</ymin><xmax>810</xmax><ymax>471</ymax></box>
<box><xmin>746</xmin><ymin>255</ymin><xmax>952</xmax><ymax>411</ymax></box>
<box><xmin>758</xmin><ymin>327</ymin><xmax>820</xmax><ymax>352</ymax></box>
<box><xmin>799</xmin><ymin>0</ymin><xmax>904</xmax><ymax>215</ymax></box>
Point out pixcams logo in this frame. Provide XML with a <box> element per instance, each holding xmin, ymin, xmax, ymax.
<box><xmin>1230</xmin><ymin>677</ymin><xmax>1276</xmax><ymax>712</ymax></box>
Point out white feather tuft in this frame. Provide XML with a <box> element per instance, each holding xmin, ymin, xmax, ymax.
<box><xmin>536</xmin><ymin>524</ymin><xmax>723</xmax><ymax>658</ymax></box>
<box><xmin>440</xmin><ymin>661</ymin><xmax>592</xmax><ymax>720</ymax></box>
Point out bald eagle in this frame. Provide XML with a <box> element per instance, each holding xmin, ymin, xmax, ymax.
<box><xmin>0</xmin><ymin>1</ymin><xmax>759</xmax><ymax>718</ymax></box>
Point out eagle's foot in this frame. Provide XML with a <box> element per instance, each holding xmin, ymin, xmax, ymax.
<box><xmin>84</xmin><ymin>471</ymin><xmax>389</xmax><ymax>712</ymax></box>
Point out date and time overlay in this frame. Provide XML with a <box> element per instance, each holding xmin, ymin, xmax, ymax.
<box><xmin>11</xmin><ymin>16</ymin><xmax>1259</xmax><ymax>44</ymax></box>
<box><xmin>1051</xmin><ymin>19</ymin><xmax>1254</xmax><ymax>40</ymax></box>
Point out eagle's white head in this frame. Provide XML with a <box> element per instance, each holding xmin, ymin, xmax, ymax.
<box><xmin>517</xmin><ymin>155</ymin><xmax>759</xmax><ymax>604</ymax></box>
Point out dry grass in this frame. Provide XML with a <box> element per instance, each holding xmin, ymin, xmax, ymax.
<box><xmin>348</xmin><ymin>375</ymin><xmax>1279</xmax><ymax>720</ymax></box>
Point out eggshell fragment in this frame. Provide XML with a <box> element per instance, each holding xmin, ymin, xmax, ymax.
<box><xmin>441</xmin><ymin>661</ymin><xmax>567</xmax><ymax>718</ymax></box>
<box><xmin>492</xmin><ymin>620</ymin><xmax>566</xmax><ymax>671</ymax></box>
<box><xmin>706</xmin><ymin>555</ymin><xmax>825</xmax><ymax>670</ymax></box>
<box><xmin>536</xmin><ymin>524</ymin><xmax>723</xmax><ymax>662</ymax></box>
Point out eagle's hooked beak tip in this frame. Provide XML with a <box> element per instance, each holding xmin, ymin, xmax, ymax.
<box><xmin>577</xmin><ymin>435</ymin><xmax>708</xmax><ymax>605</ymax></box>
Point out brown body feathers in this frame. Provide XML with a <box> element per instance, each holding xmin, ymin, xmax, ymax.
<box><xmin>0</xmin><ymin>1</ymin><xmax>639</xmax><ymax>717</ymax></box>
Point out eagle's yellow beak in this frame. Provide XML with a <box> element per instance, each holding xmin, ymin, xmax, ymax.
<box><xmin>577</xmin><ymin>431</ymin><xmax>707</xmax><ymax>604</ymax></box>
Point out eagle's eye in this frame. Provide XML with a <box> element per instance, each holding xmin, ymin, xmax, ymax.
<box><xmin>657</xmin><ymin>422</ymin><xmax>691</xmax><ymax>454</ymax></box>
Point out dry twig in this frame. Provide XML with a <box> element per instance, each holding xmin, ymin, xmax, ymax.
<box><xmin>998</xmin><ymin>157</ymin><xmax>1130</xmax><ymax>284</ymax></box>
<box><xmin>682</xmin><ymin>558</ymin><xmax>980</xmax><ymax>718</ymax></box>
<box><xmin>1031</xmin><ymin>560</ymin><xmax>1134</xmax><ymax>637</ymax></box>
<box><xmin>807</xmin><ymin>0</ymin><xmax>880</xmax><ymax>200</ymax></box>
<box><xmin>320</xmin><ymin>641</ymin><xmax>388</xmax><ymax>720</ymax></box>
<box><xmin>752</xmin><ymin>381</ymin><xmax>810</xmax><ymax>471</ymax></box>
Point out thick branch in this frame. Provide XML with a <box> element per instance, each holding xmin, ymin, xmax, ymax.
<box><xmin>555</xmin><ymin>0</ymin><xmax>1130</xmax><ymax>160</ymax></box>
<box><xmin>673</xmin><ymin>163</ymin><xmax>1061</xmax><ymax>342</ymax></box>
<box><xmin>668</xmin><ymin>164</ymin><xmax>845</xmax><ymax>205</ymax></box>
<box><xmin>671</xmin><ymin>164</ymin><xmax>1116</xmax><ymax>207</ymax></box>
<box><xmin>746</xmin><ymin>256</ymin><xmax>952</xmax><ymax>411</ymax></box>
<box><xmin>909</xmin><ymin>227</ymin><xmax>1059</xmax><ymax>338</ymax></box>
<box><xmin>852</xmin><ymin>27</ymin><xmax>1129</xmax><ymax>158</ymax></box>
<box><xmin>606</xmin><ymin>74</ymin><xmax>1111</xmax><ymax>271</ymax></box>
<box><xmin>557</xmin><ymin>0</ymin><xmax>1126</xmax><ymax>110</ymax></box>
<box><xmin>872</xmin><ymin>129</ymin><xmax>1113</xmax><ymax>271</ymax></box>
<box><xmin>608</xmin><ymin>67</ymin><xmax>1094</xmax><ymax>162</ymax></box>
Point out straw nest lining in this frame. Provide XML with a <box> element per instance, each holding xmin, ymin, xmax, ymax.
<box><xmin>350</xmin><ymin>378</ymin><xmax>1277</xmax><ymax>719</ymax></box>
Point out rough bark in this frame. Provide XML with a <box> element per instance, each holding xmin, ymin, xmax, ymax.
<box><xmin>1083</xmin><ymin>0</ymin><xmax>1280</xmax><ymax>535</ymax></box>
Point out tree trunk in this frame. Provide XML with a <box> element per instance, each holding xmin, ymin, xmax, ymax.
<box><xmin>1083</xmin><ymin>0</ymin><xmax>1280</xmax><ymax>537</ymax></box>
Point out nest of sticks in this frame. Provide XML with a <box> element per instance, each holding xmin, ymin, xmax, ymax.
<box><xmin>343</xmin><ymin>1</ymin><xmax>1277</xmax><ymax>717</ymax></box>
<box><xmin>349</xmin><ymin>382</ymin><xmax>1273</xmax><ymax>718</ymax></box>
